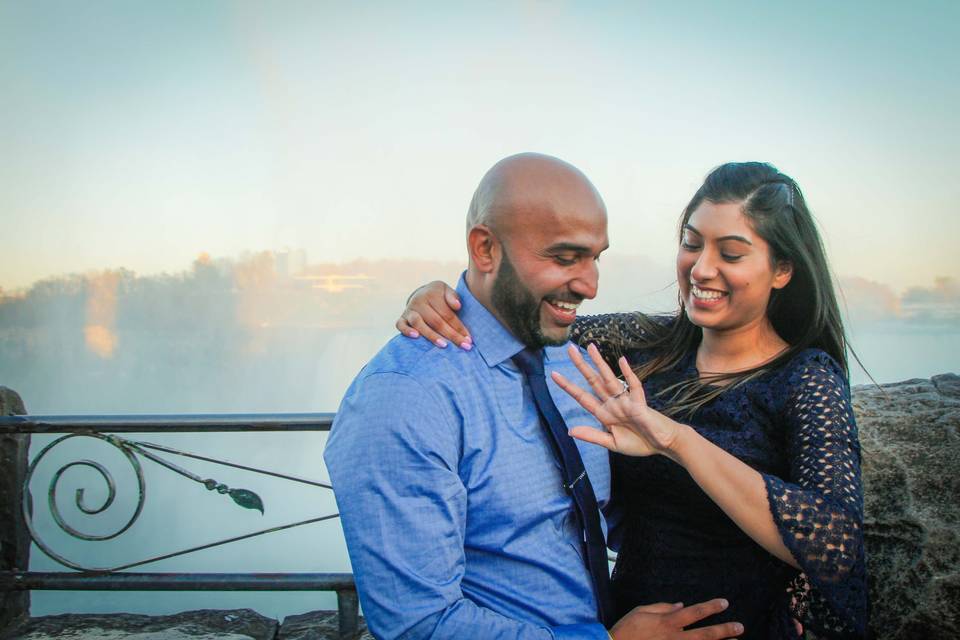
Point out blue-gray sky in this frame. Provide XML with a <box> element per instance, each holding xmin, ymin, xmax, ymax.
<box><xmin>2</xmin><ymin>0</ymin><xmax>958</xmax><ymax>291</ymax></box>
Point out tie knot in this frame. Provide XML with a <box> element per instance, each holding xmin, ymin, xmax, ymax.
<box><xmin>512</xmin><ymin>347</ymin><xmax>545</xmax><ymax>377</ymax></box>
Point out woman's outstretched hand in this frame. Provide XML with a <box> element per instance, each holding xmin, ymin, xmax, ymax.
<box><xmin>552</xmin><ymin>343</ymin><xmax>687</xmax><ymax>460</ymax></box>
<box><xmin>395</xmin><ymin>281</ymin><xmax>473</xmax><ymax>349</ymax></box>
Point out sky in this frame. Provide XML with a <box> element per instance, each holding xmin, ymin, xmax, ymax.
<box><xmin>2</xmin><ymin>0</ymin><xmax>958</xmax><ymax>295</ymax></box>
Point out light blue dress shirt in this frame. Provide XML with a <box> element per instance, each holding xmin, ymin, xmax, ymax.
<box><xmin>325</xmin><ymin>275</ymin><xmax>613</xmax><ymax>639</ymax></box>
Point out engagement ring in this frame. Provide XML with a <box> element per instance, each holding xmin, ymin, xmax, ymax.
<box><xmin>611</xmin><ymin>380</ymin><xmax>629</xmax><ymax>399</ymax></box>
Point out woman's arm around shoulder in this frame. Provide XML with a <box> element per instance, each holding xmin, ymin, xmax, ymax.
<box><xmin>395</xmin><ymin>281</ymin><xmax>670</xmax><ymax>356</ymax></box>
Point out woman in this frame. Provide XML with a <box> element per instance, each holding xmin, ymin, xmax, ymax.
<box><xmin>396</xmin><ymin>162</ymin><xmax>868</xmax><ymax>639</ymax></box>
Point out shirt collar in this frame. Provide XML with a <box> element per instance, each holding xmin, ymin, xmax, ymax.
<box><xmin>456</xmin><ymin>273</ymin><xmax>526</xmax><ymax>368</ymax></box>
<box><xmin>456</xmin><ymin>273</ymin><xmax>570</xmax><ymax>369</ymax></box>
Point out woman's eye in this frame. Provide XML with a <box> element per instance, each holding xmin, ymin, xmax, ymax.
<box><xmin>681</xmin><ymin>241</ymin><xmax>701</xmax><ymax>250</ymax></box>
<box><xmin>722</xmin><ymin>254</ymin><xmax>743</xmax><ymax>262</ymax></box>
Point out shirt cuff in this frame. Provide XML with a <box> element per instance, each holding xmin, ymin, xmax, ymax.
<box><xmin>552</xmin><ymin>622</ymin><xmax>610</xmax><ymax>640</ymax></box>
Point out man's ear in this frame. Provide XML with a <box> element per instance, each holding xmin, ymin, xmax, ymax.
<box><xmin>772</xmin><ymin>260</ymin><xmax>793</xmax><ymax>289</ymax></box>
<box><xmin>468</xmin><ymin>225</ymin><xmax>499</xmax><ymax>274</ymax></box>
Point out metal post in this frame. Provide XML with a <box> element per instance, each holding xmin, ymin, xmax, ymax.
<box><xmin>336</xmin><ymin>588</ymin><xmax>359</xmax><ymax>639</ymax></box>
<box><xmin>0</xmin><ymin>387</ymin><xmax>29</xmax><ymax>631</ymax></box>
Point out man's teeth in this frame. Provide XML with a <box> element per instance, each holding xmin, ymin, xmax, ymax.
<box><xmin>691</xmin><ymin>284</ymin><xmax>726</xmax><ymax>300</ymax></box>
<box><xmin>550</xmin><ymin>300</ymin><xmax>580</xmax><ymax>311</ymax></box>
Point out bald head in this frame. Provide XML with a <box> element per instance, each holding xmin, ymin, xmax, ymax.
<box><xmin>466</xmin><ymin>153</ymin><xmax>606</xmax><ymax>237</ymax></box>
<box><xmin>464</xmin><ymin>153</ymin><xmax>609</xmax><ymax>347</ymax></box>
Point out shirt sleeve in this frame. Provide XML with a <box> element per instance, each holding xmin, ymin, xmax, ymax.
<box><xmin>761</xmin><ymin>353</ymin><xmax>869</xmax><ymax>638</ymax></box>
<box><xmin>324</xmin><ymin>371</ymin><xmax>609</xmax><ymax>640</ymax></box>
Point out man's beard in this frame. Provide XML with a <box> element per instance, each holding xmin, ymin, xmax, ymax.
<box><xmin>491</xmin><ymin>250</ymin><xmax>570</xmax><ymax>348</ymax></box>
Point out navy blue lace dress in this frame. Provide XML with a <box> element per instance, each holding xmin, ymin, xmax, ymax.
<box><xmin>572</xmin><ymin>314</ymin><xmax>868</xmax><ymax>639</ymax></box>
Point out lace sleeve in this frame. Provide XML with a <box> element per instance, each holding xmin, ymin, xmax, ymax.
<box><xmin>570</xmin><ymin>313</ymin><xmax>671</xmax><ymax>368</ymax></box>
<box><xmin>762</xmin><ymin>351</ymin><xmax>868</xmax><ymax>638</ymax></box>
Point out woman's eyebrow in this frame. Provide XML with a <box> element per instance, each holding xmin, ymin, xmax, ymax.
<box><xmin>718</xmin><ymin>235</ymin><xmax>753</xmax><ymax>246</ymax></box>
<box><xmin>683</xmin><ymin>224</ymin><xmax>752</xmax><ymax>245</ymax></box>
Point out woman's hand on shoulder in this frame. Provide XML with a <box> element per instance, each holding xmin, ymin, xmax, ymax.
<box><xmin>396</xmin><ymin>281</ymin><xmax>473</xmax><ymax>349</ymax></box>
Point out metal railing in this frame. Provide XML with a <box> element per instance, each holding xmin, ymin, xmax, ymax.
<box><xmin>0</xmin><ymin>413</ymin><xmax>360</xmax><ymax>638</ymax></box>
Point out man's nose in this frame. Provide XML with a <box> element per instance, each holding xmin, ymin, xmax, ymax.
<box><xmin>570</xmin><ymin>260</ymin><xmax>599</xmax><ymax>300</ymax></box>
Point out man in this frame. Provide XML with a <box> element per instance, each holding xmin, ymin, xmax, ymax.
<box><xmin>325</xmin><ymin>154</ymin><xmax>742</xmax><ymax>639</ymax></box>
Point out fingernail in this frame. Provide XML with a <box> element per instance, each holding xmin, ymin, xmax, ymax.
<box><xmin>463</xmin><ymin>336</ymin><xmax>473</xmax><ymax>344</ymax></box>
<box><xmin>673</xmin><ymin>602</ymin><xmax>683</xmax><ymax>609</ymax></box>
<box><xmin>733</xmin><ymin>623</ymin><xmax>744</xmax><ymax>634</ymax></box>
<box><xmin>460</xmin><ymin>341</ymin><xmax>472</xmax><ymax>351</ymax></box>
<box><xmin>719</xmin><ymin>599</ymin><xmax>729</xmax><ymax>609</ymax></box>
<box><xmin>408</xmin><ymin>330</ymin><xmax>420</xmax><ymax>339</ymax></box>
<box><xmin>436</xmin><ymin>338</ymin><xmax>448</xmax><ymax>348</ymax></box>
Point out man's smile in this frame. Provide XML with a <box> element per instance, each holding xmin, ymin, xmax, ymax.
<box><xmin>543</xmin><ymin>297</ymin><xmax>582</xmax><ymax>325</ymax></box>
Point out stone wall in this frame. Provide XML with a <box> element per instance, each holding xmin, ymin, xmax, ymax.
<box><xmin>0</xmin><ymin>609</ymin><xmax>373</xmax><ymax>640</ymax></box>
<box><xmin>855</xmin><ymin>373</ymin><xmax>959</xmax><ymax>639</ymax></box>
<box><xmin>0</xmin><ymin>387</ymin><xmax>29</xmax><ymax>632</ymax></box>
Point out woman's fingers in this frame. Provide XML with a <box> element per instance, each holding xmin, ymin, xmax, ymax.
<box><xmin>396</xmin><ymin>317</ymin><xmax>420</xmax><ymax>339</ymax></box>
<box><xmin>568</xmin><ymin>425</ymin><xmax>616</xmax><ymax>450</ymax></box>
<box><xmin>399</xmin><ymin>310</ymin><xmax>450</xmax><ymax>347</ymax></box>
<box><xmin>425</xmin><ymin>300</ymin><xmax>472</xmax><ymax>349</ymax></box>
<box><xmin>401</xmin><ymin>281</ymin><xmax>472</xmax><ymax>349</ymax></box>
<box><xmin>397</xmin><ymin>307</ymin><xmax>471</xmax><ymax>349</ymax></box>
<box><xmin>566</xmin><ymin>344</ymin><xmax>613</xmax><ymax>399</ymax></box>
<box><xmin>551</xmin><ymin>371</ymin><xmax>605</xmax><ymax>417</ymax></box>
<box><xmin>442</xmin><ymin>285</ymin><xmax>463</xmax><ymax>311</ymax></box>
<box><xmin>618</xmin><ymin>356</ymin><xmax>647</xmax><ymax>405</ymax></box>
<box><xmin>586</xmin><ymin>343</ymin><xmax>627</xmax><ymax>397</ymax></box>
<box><xmin>565</xmin><ymin>345</ymin><xmax>639</xmax><ymax>408</ymax></box>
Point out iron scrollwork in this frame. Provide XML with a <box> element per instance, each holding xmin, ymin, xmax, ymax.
<box><xmin>23</xmin><ymin>431</ymin><xmax>334</xmax><ymax>572</ymax></box>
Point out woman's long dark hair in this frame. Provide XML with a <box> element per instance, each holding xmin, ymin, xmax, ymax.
<box><xmin>628</xmin><ymin>162</ymin><xmax>851</xmax><ymax>416</ymax></box>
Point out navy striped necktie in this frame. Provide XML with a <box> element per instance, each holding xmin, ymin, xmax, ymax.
<box><xmin>512</xmin><ymin>347</ymin><xmax>614</xmax><ymax>628</ymax></box>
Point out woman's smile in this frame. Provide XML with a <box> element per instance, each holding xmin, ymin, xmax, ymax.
<box><xmin>689</xmin><ymin>282</ymin><xmax>729</xmax><ymax>309</ymax></box>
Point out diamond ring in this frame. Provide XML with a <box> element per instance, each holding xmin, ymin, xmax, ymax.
<box><xmin>611</xmin><ymin>379</ymin><xmax>630</xmax><ymax>399</ymax></box>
